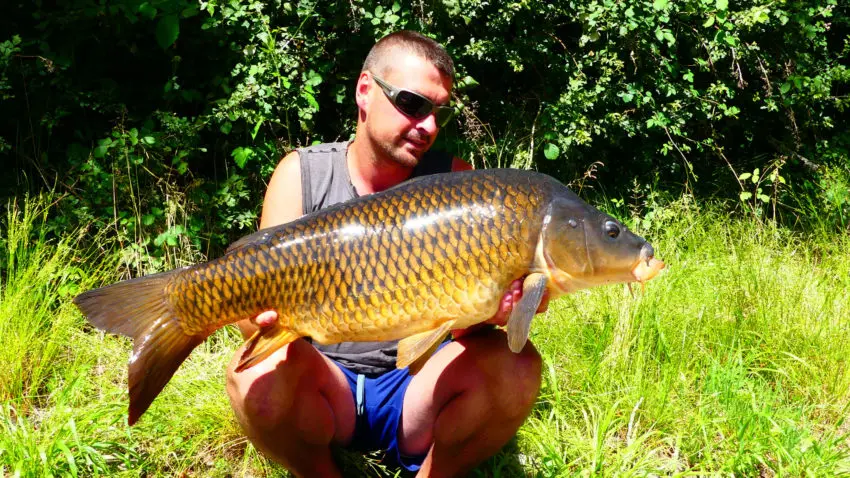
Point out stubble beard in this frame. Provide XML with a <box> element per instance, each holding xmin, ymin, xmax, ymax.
<box><xmin>371</xmin><ymin>128</ymin><xmax>428</xmax><ymax>170</ymax></box>
<box><xmin>383</xmin><ymin>141</ymin><xmax>420</xmax><ymax>169</ymax></box>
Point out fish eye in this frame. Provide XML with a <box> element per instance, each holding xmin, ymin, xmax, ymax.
<box><xmin>604</xmin><ymin>221</ymin><xmax>620</xmax><ymax>239</ymax></box>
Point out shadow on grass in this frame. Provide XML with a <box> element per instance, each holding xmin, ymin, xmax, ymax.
<box><xmin>333</xmin><ymin>437</ymin><xmax>528</xmax><ymax>477</ymax></box>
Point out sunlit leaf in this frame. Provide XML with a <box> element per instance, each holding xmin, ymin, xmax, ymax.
<box><xmin>544</xmin><ymin>143</ymin><xmax>560</xmax><ymax>160</ymax></box>
<box><xmin>231</xmin><ymin>147</ymin><xmax>254</xmax><ymax>169</ymax></box>
<box><xmin>458</xmin><ymin>76</ymin><xmax>480</xmax><ymax>89</ymax></box>
<box><xmin>302</xmin><ymin>91</ymin><xmax>320</xmax><ymax>110</ymax></box>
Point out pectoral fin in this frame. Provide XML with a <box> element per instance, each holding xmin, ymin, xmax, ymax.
<box><xmin>397</xmin><ymin>320</ymin><xmax>456</xmax><ymax>375</ymax></box>
<box><xmin>236</xmin><ymin>322</ymin><xmax>302</xmax><ymax>372</ymax></box>
<box><xmin>507</xmin><ymin>273</ymin><xmax>549</xmax><ymax>353</ymax></box>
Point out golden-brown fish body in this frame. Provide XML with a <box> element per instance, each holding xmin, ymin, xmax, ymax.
<box><xmin>74</xmin><ymin>169</ymin><xmax>664</xmax><ymax>425</ymax></box>
<box><xmin>169</xmin><ymin>170</ymin><xmax>542</xmax><ymax>343</ymax></box>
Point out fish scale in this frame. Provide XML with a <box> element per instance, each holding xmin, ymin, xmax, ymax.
<box><xmin>73</xmin><ymin>168</ymin><xmax>665</xmax><ymax>425</ymax></box>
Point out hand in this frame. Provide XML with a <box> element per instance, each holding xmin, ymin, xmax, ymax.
<box><xmin>453</xmin><ymin>277</ymin><xmax>550</xmax><ymax>339</ymax></box>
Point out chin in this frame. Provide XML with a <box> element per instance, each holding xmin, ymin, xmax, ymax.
<box><xmin>397</xmin><ymin>154</ymin><xmax>421</xmax><ymax>169</ymax></box>
<box><xmin>388</xmin><ymin>145</ymin><xmax>422</xmax><ymax>168</ymax></box>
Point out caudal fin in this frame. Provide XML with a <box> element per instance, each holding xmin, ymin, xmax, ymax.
<box><xmin>73</xmin><ymin>270</ymin><xmax>203</xmax><ymax>425</ymax></box>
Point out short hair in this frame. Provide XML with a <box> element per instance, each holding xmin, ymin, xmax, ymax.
<box><xmin>362</xmin><ymin>31</ymin><xmax>455</xmax><ymax>82</ymax></box>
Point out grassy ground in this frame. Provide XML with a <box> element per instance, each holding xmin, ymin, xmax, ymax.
<box><xmin>2</xmin><ymin>194</ymin><xmax>849</xmax><ymax>476</ymax></box>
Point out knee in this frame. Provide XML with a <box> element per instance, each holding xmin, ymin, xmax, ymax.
<box><xmin>226</xmin><ymin>340</ymin><xmax>349</xmax><ymax>446</ymax></box>
<box><xmin>494</xmin><ymin>341</ymin><xmax>542</xmax><ymax>417</ymax></box>
<box><xmin>226</xmin><ymin>340</ymin><xmax>324</xmax><ymax>429</ymax></box>
<box><xmin>226</xmin><ymin>348</ymin><xmax>296</xmax><ymax>429</ymax></box>
<box><xmin>455</xmin><ymin>329</ymin><xmax>542</xmax><ymax>417</ymax></box>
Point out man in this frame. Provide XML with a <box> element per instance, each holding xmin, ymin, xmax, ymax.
<box><xmin>226</xmin><ymin>31</ymin><xmax>545</xmax><ymax>477</ymax></box>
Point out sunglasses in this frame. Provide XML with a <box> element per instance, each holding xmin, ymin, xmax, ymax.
<box><xmin>372</xmin><ymin>75</ymin><xmax>455</xmax><ymax>127</ymax></box>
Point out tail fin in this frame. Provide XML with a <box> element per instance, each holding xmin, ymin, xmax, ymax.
<box><xmin>73</xmin><ymin>270</ymin><xmax>203</xmax><ymax>425</ymax></box>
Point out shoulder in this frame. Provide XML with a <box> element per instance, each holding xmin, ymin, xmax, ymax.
<box><xmin>267</xmin><ymin>150</ymin><xmax>301</xmax><ymax>187</ymax></box>
<box><xmin>260</xmin><ymin>151</ymin><xmax>303</xmax><ymax>229</ymax></box>
<box><xmin>273</xmin><ymin>150</ymin><xmax>301</xmax><ymax>177</ymax></box>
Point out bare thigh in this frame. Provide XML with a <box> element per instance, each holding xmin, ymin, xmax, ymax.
<box><xmin>226</xmin><ymin>338</ymin><xmax>356</xmax><ymax>451</ymax></box>
<box><xmin>398</xmin><ymin>328</ymin><xmax>542</xmax><ymax>457</ymax></box>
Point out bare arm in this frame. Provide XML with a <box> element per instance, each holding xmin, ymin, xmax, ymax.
<box><xmin>259</xmin><ymin>151</ymin><xmax>304</xmax><ymax>229</ymax></box>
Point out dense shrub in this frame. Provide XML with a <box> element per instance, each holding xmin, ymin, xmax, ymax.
<box><xmin>1</xmin><ymin>0</ymin><xmax>848</xmax><ymax>262</ymax></box>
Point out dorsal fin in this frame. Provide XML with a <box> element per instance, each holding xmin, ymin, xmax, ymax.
<box><xmin>226</xmin><ymin>228</ymin><xmax>275</xmax><ymax>254</ymax></box>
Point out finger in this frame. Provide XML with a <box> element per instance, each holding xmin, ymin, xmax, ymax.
<box><xmin>487</xmin><ymin>278</ymin><xmax>525</xmax><ymax>326</ymax></box>
<box><xmin>253</xmin><ymin>310</ymin><xmax>278</xmax><ymax>327</ymax></box>
<box><xmin>496</xmin><ymin>294</ymin><xmax>513</xmax><ymax>321</ymax></box>
<box><xmin>502</xmin><ymin>281</ymin><xmax>522</xmax><ymax>311</ymax></box>
<box><xmin>486</xmin><ymin>292</ymin><xmax>513</xmax><ymax>326</ymax></box>
<box><xmin>505</xmin><ymin>291</ymin><xmax>515</xmax><ymax>309</ymax></box>
<box><xmin>509</xmin><ymin>278</ymin><xmax>523</xmax><ymax>293</ymax></box>
<box><xmin>505</xmin><ymin>279</ymin><xmax>522</xmax><ymax>312</ymax></box>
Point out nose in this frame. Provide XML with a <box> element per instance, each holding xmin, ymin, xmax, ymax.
<box><xmin>416</xmin><ymin>112</ymin><xmax>440</xmax><ymax>134</ymax></box>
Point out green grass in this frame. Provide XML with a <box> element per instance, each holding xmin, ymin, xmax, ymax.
<box><xmin>2</xmin><ymin>194</ymin><xmax>849</xmax><ymax>476</ymax></box>
<box><xmin>513</xmin><ymin>198</ymin><xmax>850</xmax><ymax>476</ymax></box>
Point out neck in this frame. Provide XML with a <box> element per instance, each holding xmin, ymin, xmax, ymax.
<box><xmin>347</xmin><ymin>135</ymin><xmax>414</xmax><ymax>195</ymax></box>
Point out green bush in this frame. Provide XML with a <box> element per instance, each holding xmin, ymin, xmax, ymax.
<box><xmin>1</xmin><ymin>0</ymin><xmax>847</xmax><ymax>263</ymax></box>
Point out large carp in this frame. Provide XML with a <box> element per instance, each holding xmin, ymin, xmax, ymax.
<box><xmin>74</xmin><ymin>169</ymin><xmax>664</xmax><ymax>425</ymax></box>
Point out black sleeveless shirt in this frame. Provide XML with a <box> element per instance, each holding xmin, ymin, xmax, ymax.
<box><xmin>297</xmin><ymin>141</ymin><xmax>454</xmax><ymax>376</ymax></box>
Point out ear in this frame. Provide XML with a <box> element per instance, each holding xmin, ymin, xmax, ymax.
<box><xmin>355</xmin><ymin>71</ymin><xmax>371</xmax><ymax>112</ymax></box>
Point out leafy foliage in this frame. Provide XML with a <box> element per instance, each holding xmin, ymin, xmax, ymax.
<box><xmin>0</xmin><ymin>0</ymin><xmax>848</xmax><ymax>266</ymax></box>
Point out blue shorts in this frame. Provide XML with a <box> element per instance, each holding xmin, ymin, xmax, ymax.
<box><xmin>331</xmin><ymin>362</ymin><xmax>426</xmax><ymax>471</ymax></box>
<box><xmin>329</xmin><ymin>340</ymin><xmax>451</xmax><ymax>471</ymax></box>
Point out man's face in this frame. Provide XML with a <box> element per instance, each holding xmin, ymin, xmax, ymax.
<box><xmin>360</xmin><ymin>54</ymin><xmax>452</xmax><ymax>168</ymax></box>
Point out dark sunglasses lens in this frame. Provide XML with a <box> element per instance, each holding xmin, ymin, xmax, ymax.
<box><xmin>395</xmin><ymin>90</ymin><xmax>430</xmax><ymax>118</ymax></box>
<box><xmin>435</xmin><ymin>108</ymin><xmax>454</xmax><ymax>126</ymax></box>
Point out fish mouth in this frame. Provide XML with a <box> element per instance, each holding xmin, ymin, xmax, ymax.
<box><xmin>632</xmin><ymin>243</ymin><xmax>665</xmax><ymax>283</ymax></box>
